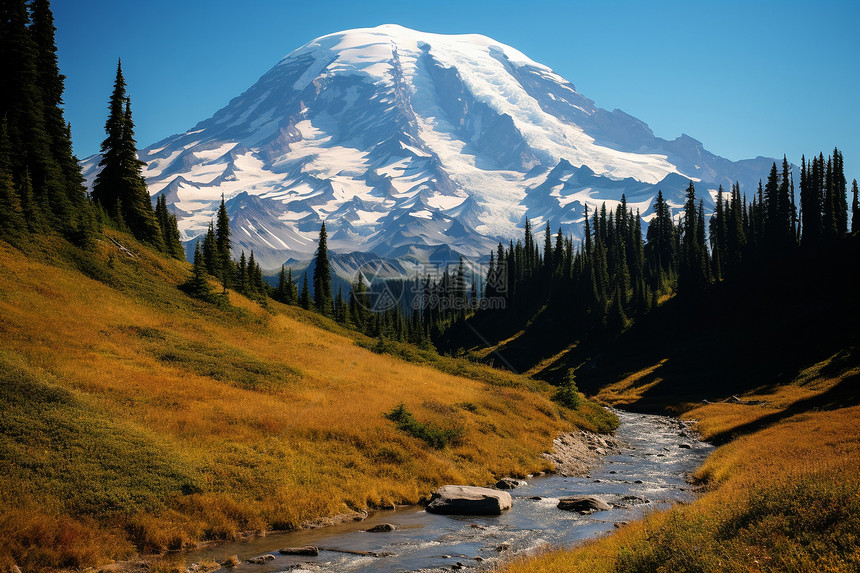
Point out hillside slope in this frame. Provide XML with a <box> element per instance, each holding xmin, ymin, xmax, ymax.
<box><xmin>498</xmin><ymin>238</ymin><xmax>860</xmax><ymax>572</ymax></box>
<box><xmin>0</xmin><ymin>233</ymin><xmax>610</xmax><ymax>571</ymax></box>
<box><xmin>441</xmin><ymin>234</ymin><xmax>860</xmax><ymax>414</ymax></box>
<box><xmin>503</xmin><ymin>348</ymin><xmax>860</xmax><ymax>572</ymax></box>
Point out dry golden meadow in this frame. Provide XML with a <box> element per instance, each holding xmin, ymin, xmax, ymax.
<box><xmin>2</xmin><ymin>230</ymin><xmax>858</xmax><ymax>572</ymax></box>
<box><xmin>0</xmin><ymin>232</ymin><xmax>614</xmax><ymax>571</ymax></box>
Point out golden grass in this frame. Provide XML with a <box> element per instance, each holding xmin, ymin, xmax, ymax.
<box><xmin>501</xmin><ymin>353</ymin><xmax>860</xmax><ymax>573</ymax></box>
<box><xmin>593</xmin><ymin>359</ymin><xmax>667</xmax><ymax>406</ymax></box>
<box><xmin>0</xmin><ymin>233</ymin><xmax>605</xmax><ymax>571</ymax></box>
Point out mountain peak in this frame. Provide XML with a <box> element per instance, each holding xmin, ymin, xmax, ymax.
<box><xmin>82</xmin><ymin>26</ymin><xmax>775</xmax><ymax>269</ymax></box>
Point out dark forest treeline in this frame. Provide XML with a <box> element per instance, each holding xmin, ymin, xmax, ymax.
<box><xmin>1</xmin><ymin>0</ymin><xmax>94</xmax><ymax>244</ymax></box>
<box><xmin>267</xmin><ymin>147</ymin><xmax>856</xmax><ymax>361</ymax></box>
<box><xmin>0</xmin><ymin>0</ymin><xmax>183</xmax><ymax>258</ymax></box>
<box><xmin>439</xmin><ymin>151</ymin><xmax>857</xmax><ymax>359</ymax></box>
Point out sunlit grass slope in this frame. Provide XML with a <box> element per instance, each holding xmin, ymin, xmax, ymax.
<box><xmin>501</xmin><ymin>351</ymin><xmax>860</xmax><ymax>573</ymax></box>
<box><xmin>0</xmin><ymin>232</ymin><xmax>607</xmax><ymax>571</ymax></box>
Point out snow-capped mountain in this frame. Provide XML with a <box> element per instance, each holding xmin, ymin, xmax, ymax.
<box><xmin>82</xmin><ymin>24</ymin><xmax>774</xmax><ymax>269</ymax></box>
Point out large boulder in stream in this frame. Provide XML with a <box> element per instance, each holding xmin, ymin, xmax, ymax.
<box><xmin>557</xmin><ymin>495</ymin><xmax>612</xmax><ymax>514</ymax></box>
<box><xmin>426</xmin><ymin>485</ymin><xmax>512</xmax><ymax>515</ymax></box>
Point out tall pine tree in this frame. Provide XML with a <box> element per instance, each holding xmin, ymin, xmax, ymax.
<box><xmin>313</xmin><ymin>222</ymin><xmax>332</xmax><ymax>315</ymax></box>
<box><xmin>92</xmin><ymin>61</ymin><xmax>161</xmax><ymax>246</ymax></box>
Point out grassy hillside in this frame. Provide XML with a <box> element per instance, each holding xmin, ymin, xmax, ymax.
<box><xmin>0</xmin><ymin>232</ymin><xmax>612</xmax><ymax>571</ymax></box>
<box><xmin>442</xmin><ymin>237</ymin><xmax>860</xmax><ymax>416</ymax></box>
<box><xmin>540</xmin><ymin>237</ymin><xmax>860</xmax><ymax>412</ymax></box>
<box><xmin>502</xmin><ymin>350</ymin><xmax>860</xmax><ymax>572</ymax></box>
<box><xmin>498</xmin><ymin>236</ymin><xmax>860</xmax><ymax>572</ymax></box>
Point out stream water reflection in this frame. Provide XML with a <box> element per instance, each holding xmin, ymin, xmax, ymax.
<box><xmin>190</xmin><ymin>410</ymin><xmax>712</xmax><ymax>572</ymax></box>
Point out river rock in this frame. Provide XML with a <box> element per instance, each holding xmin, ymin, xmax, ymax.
<box><xmin>366</xmin><ymin>523</ymin><xmax>398</xmax><ymax>532</ymax></box>
<box><xmin>278</xmin><ymin>546</ymin><xmax>319</xmax><ymax>556</ymax></box>
<box><xmin>246</xmin><ymin>554</ymin><xmax>275</xmax><ymax>564</ymax></box>
<box><xmin>679</xmin><ymin>443</ymin><xmax>692</xmax><ymax>449</ymax></box>
<box><xmin>495</xmin><ymin>477</ymin><xmax>526</xmax><ymax>490</ymax></box>
<box><xmin>426</xmin><ymin>485</ymin><xmax>512</xmax><ymax>515</ymax></box>
<box><xmin>557</xmin><ymin>495</ymin><xmax>612</xmax><ymax>514</ymax></box>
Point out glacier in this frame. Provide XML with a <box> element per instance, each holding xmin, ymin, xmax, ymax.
<box><xmin>81</xmin><ymin>24</ymin><xmax>775</xmax><ymax>270</ymax></box>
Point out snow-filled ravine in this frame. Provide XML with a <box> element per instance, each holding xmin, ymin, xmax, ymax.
<box><xmin>189</xmin><ymin>411</ymin><xmax>712</xmax><ymax>572</ymax></box>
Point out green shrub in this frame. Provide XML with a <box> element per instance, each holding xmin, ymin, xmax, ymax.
<box><xmin>384</xmin><ymin>403</ymin><xmax>464</xmax><ymax>449</ymax></box>
<box><xmin>552</xmin><ymin>372</ymin><xmax>582</xmax><ymax>410</ymax></box>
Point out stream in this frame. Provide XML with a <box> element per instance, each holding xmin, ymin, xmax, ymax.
<box><xmin>190</xmin><ymin>410</ymin><xmax>712</xmax><ymax>572</ymax></box>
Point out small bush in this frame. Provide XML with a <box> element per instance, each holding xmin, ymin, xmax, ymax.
<box><xmin>552</xmin><ymin>372</ymin><xmax>582</xmax><ymax>410</ymax></box>
<box><xmin>456</xmin><ymin>401</ymin><xmax>479</xmax><ymax>413</ymax></box>
<box><xmin>384</xmin><ymin>403</ymin><xmax>464</xmax><ymax>449</ymax></box>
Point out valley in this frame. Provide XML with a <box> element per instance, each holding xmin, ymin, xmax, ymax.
<box><xmin>2</xmin><ymin>4</ymin><xmax>858</xmax><ymax>572</ymax></box>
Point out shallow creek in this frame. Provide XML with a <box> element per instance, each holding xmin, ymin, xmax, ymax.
<box><xmin>190</xmin><ymin>410</ymin><xmax>712</xmax><ymax>572</ymax></box>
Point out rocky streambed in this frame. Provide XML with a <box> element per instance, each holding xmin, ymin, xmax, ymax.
<box><xmin>189</xmin><ymin>410</ymin><xmax>711</xmax><ymax>572</ymax></box>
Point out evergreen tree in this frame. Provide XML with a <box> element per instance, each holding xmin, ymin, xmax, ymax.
<box><xmin>247</xmin><ymin>251</ymin><xmax>263</xmax><ymax>295</ymax></box>
<box><xmin>181</xmin><ymin>241</ymin><xmax>215</xmax><ymax>302</ymax></box>
<box><xmin>800</xmin><ymin>154</ymin><xmax>822</xmax><ymax>246</ymax></box>
<box><xmin>553</xmin><ymin>227</ymin><xmax>564</xmax><ymax>274</ymax></box>
<box><xmin>832</xmin><ymin>149</ymin><xmax>848</xmax><ymax>236</ymax></box>
<box><xmin>852</xmin><ymin>179</ymin><xmax>859</xmax><ymax>233</ymax></box>
<box><xmin>155</xmin><ymin>194</ymin><xmax>183</xmax><ymax>259</ymax></box>
<box><xmin>29</xmin><ymin>0</ymin><xmax>86</xmax><ymax>222</ymax></box>
<box><xmin>679</xmin><ymin>182</ymin><xmax>708</xmax><ymax>294</ymax></box>
<box><xmin>606</xmin><ymin>285</ymin><xmax>629</xmax><ymax>335</ymax></box>
<box><xmin>91</xmin><ymin>60</ymin><xmax>126</xmax><ymax>222</ymax></box>
<box><xmin>313</xmin><ymin>222</ymin><xmax>332</xmax><ymax>315</ymax></box>
<box><xmin>781</xmin><ymin>156</ymin><xmax>796</xmax><ymax>247</ymax></box>
<box><xmin>823</xmin><ymin>155</ymin><xmax>839</xmax><ymax>241</ymax></box>
<box><xmin>202</xmin><ymin>221</ymin><xmax>219</xmax><ymax>275</ymax></box>
<box><xmin>334</xmin><ymin>286</ymin><xmax>347</xmax><ymax>324</ymax></box>
<box><xmin>215</xmin><ymin>195</ymin><xmax>231</xmax><ymax>287</ymax></box>
<box><xmin>17</xmin><ymin>169</ymin><xmax>47</xmax><ymax>231</ymax></box>
<box><xmin>455</xmin><ymin>257</ymin><xmax>467</xmax><ymax>320</ymax></box>
<box><xmin>350</xmin><ymin>270</ymin><xmax>369</xmax><ymax>330</ymax></box>
<box><xmin>584</xmin><ymin>203</ymin><xmax>593</xmax><ymax>260</ymax></box>
<box><xmin>543</xmin><ymin>221</ymin><xmax>553</xmax><ymax>273</ymax></box>
<box><xmin>0</xmin><ymin>120</ymin><xmax>26</xmax><ymax>238</ymax></box>
<box><xmin>523</xmin><ymin>218</ymin><xmax>534</xmax><ymax>276</ymax></box>
<box><xmin>484</xmin><ymin>251</ymin><xmax>496</xmax><ymax>299</ymax></box>
<box><xmin>0</xmin><ymin>163</ymin><xmax>26</xmax><ymax>239</ymax></box>
<box><xmin>645</xmin><ymin>190</ymin><xmax>675</xmax><ymax>286</ymax></box>
<box><xmin>235</xmin><ymin>251</ymin><xmax>247</xmax><ymax>293</ymax></box>
<box><xmin>709</xmin><ymin>186</ymin><xmax>727</xmax><ymax>281</ymax></box>
<box><xmin>496</xmin><ymin>242</ymin><xmax>507</xmax><ymax>300</ymax></box>
<box><xmin>92</xmin><ymin>61</ymin><xmax>161</xmax><ymax>245</ymax></box>
<box><xmin>725</xmin><ymin>182</ymin><xmax>746</xmax><ymax>276</ymax></box>
<box><xmin>118</xmin><ymin>96</ymin><xmax>161</xmax><ymax>244</ymax></box>
<box><xmin>1</xmin><ymin>0</ymin><xmax>55</xmax><ymax>224</ymax></box>
<box><xmin>276</xmin><ymin>265</ymin><xmax>288</xmax><ymax>302</ymax></box>
<box><xmin>287</xmin><ymin>268</ymin><xmax>297</xmax><ymax>304</ymax></box>
<box><xmin>299</xmin><ymin>272</ymin><xmax>311</xmax><ymax>310</ymax></box>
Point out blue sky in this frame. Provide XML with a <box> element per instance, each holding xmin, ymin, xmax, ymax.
<box><xmin>54</xmin><ymin>0</ymin><xmax>860</xmax><ymax>184</ymax></box>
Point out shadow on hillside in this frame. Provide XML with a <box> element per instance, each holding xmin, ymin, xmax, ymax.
<box><xmin>534</xmin><ymin>236</ymin><xmax>860</xmax><ymax>413</ymax></box>
<box><xmin>706</xmin><ymin>365</ymin><xmax>860</xmax><ymax>445</ymax></box>
<box><xmin>441</xmin><ymin>300</ymin><xmax>580</xmax><ymax>375</ymax></box>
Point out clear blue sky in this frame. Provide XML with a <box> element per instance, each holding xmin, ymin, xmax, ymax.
<box><xmin>54</xmin><ymin>0</ymin><xmax>860</xmax><ymax>185</ymax></box>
